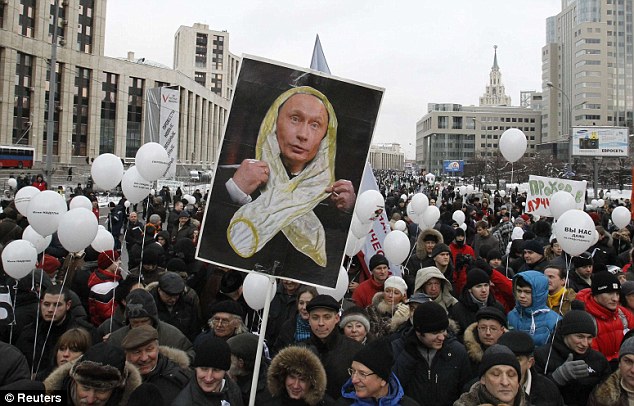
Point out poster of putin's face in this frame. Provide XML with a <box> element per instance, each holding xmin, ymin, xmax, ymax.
<box><xmin>196</xmin><ymin>55</ymin><xmax>384</xmax><ymax>288</ymax></box>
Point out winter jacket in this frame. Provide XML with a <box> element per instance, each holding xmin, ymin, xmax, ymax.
<box><xmin>391</xmin><ymin>329</ymin><xmax>471</xmax><ymax>406</ymax></box>
<box><xmin>448</xmin><ymin>289</ymin><xmax>505</xmax><ymax>339</ymax></box>
<box><xmin>507</xmin><ymin>271</ymin><xmax>561</xmax><ymax>347</ymax></box>
<box><xmin>405</xmin><ymin>229</ymin><xmax>443</xmax><ymax>275</ymax></box>
<box><xmin>107</xmin><ymin>320</ymin><xmax>195</xmax><ymax>361</ymax></box>
<box><xmin>413</xmin><ymin>266</ymin><xmax>457</xmax><ymax>312</ymax></box>
<box><xmin>338</xmin><ymin>373</ymin><xmax>420</xmax><ymax>406</ymax></box>
<box><xmin>170</xmin><ymin>219</ymin><xmax>196</xmax><ymax>243</ymax></box>
<box><xmin>366</xmin><ymin>293</ymin><xmax>410</xmax><ymax>339</ymax></box>
<box><xmin>0</xmin><ymin>341</ymin><xmax>30</xmax><ymax>386</ymax></box>
<box><xmin>265</xmin><ymin>285</ymin><xmax>298</xmax><ymax>343</ymax></box>
<box><xmin>453</xmin><ymin>381</ymin><xmax>527</xmax><ymax>406</ymax></box>
<box><xmin>147</xmin><ymin>282</ymin><xmax>202</xmax><ymax>342</ymax></box>
<box><xmin>534</xmin><ymin>322</ymin><xmax>611</xmax><ymax>405</ymax></box>
<box><xmin>449</xmin><ymin>242</ymin><xmax>475</xmax><ymax>296</ymax></box>
<box><xmin>489</xmin><ymin>269</ymin><xmax>515</xmax><ymax>313</ymax></box>
<box><xmin>587</xmin><ymin>369</ymin><xmax>629</xmax><ymax>406</ymax></box>
<box><xmin>568</xmin><ymin>269</ymin><xmax>592</xmax><ymax>292</ymax></box>
<box><xmin>88</xmin><ymin>267</ymin><xmax>123</xmax><ymax>326</ymax></box>
<box><xmin>577</xmin><ymin>288</ymin><xmax>634</xmax><ymax>361</ymax></box>
<box><xmin>172</xmin><ymin>375</ymin><xmax>244</xmax><ymax>406</ymax></box>
<box><xmin>473</xmin><ymin>233</ymin><xmax>499</xmax><ymax>259</ymax></box>
<box><xmin>462</xmin><ymin>322</ymin><xmax>487</xmax><ymax>377</ymax></box>
<box><xmin>547</xmin><ymin>287</ymin><xmax>577</xmax><ymax>316</ymax></box>
<box><xmin>352</xmin><ymin>278</ymin><xmax>385</xmax><ymax>308</ymax></box>
<box><xmin>524</xmin><ymin>369</ymin><xmax>565</xmax><ymax>406</ymax></box>
<box><xmin>143</xmin><ymin>347</ymin><xmax>192</xmax><ymax>405</ymax></box>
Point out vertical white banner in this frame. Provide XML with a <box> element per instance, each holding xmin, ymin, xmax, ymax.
<box><xmin>159</xmin><ymin>88</ymin><xmax>180</xmax><ymax>179</ymax></box>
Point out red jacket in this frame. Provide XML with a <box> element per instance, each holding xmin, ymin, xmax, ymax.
<box><xmin>490</xmin><ymin>269</ymin><xmax>515</xmax><ymax>313</ymax></box>
<box><xmin>577</xmin><ymin>288</ymin><xmax>634</xmax><ymax>361</ymax></box>
<box><xmin>352</xmin><ymin>278</ymin><xmax>384</xmax><ymax>308</ymax></box>
<box><xmin>88</xmin><ymin>268</ymin><xmax>122</xmax><ymax>326</ymax></box>
<box><xmin>449</xmin><ymin>242</ymin><xmax>475</xmax><ymax>295</ymax></box>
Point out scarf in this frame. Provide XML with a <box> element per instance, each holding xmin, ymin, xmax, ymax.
<box><xmin>227</xmin><ymin>87</ymin><xmax>337</xmax><ymax>267</ymax></box>
<box><xmin>294</xmin><ymin>314</ymin><xmax>312</xmax><ymax>342</ymax></box>
<box><xmin>547</xmin><ymin>287</ymin><xmax>565</xmax><ymax>310</ymax></box>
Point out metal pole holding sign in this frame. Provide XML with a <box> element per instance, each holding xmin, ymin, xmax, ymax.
<box><xmin>248</xmin><ymin>274</ymin><xmax>275</xmax><ymax>406</ymax></box>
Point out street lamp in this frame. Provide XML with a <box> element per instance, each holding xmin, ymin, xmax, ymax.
<box><xmin>546</xmin><ymin>81</ymin><xmax>573</xmax><ymax>173</ymax></box>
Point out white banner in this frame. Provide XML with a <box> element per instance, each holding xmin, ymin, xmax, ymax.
<box><xmin>159</xmin><ymin>88</ymin><xmax>180</xmax><ymax>179</ymax></box>
<box><xmin>525</xmin><ymin>175</ymin><xmax>587</xmax><ymax>216</ymax></box>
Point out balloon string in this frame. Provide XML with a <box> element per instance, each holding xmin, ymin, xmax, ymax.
<box><xmin>9</xmin><ymin>280</ymin><xmax>19</xmax><ymax>345</ymax></box>
<box><xmin>137</xmin><ymin>190</ymin><xmax>154</xmax><ymax>285</ymax></box>
<box><xmin>30</xmin><ymin>265</ymin><xmax>45</xmax><ymax>378</ymax></box>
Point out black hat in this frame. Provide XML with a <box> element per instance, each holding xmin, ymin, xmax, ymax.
<box><xmin>159</xmin><ymin>272</ymin><xmax>185</xmax><ymax>295</ymax></box>
<box><xmin>422</xmin><ymin>233</ymin><xmax>439</xmax><ymax>242</ymax></box>
<box><xmin>127</xmin><ymin>383</ymin><xmax>165</xmax><ymax>406</ymax></box>
<box><xmin>210</xmin><ymin>300</ymin><xmax>245</xmax><ymax>319</ymax></box>
<box><xmin>193</xmin><ymin>337</ymin><xmax>231</xmax><ymax>370</ymax></box>
<box><xmin>220</xmin><ymin>270</ymin><xmax>243</xmax><ymax>294</ymax></box>
<box><xmin>487</xmin><ymin>249</ymin><xmax>502</xmax><ymax>262</ymax></box>
<box><xmin>497</xmin><ymin>331</ymin><xmax>535</xmax><ymax>356</ymax></box>
<box><xmin>227</xmin><ymin>333</ymin><xmax>260</xmax><ymax>366</ymax></box>
<box><xmin>475</xmin><ymin>306</ymin><xmax>507</xmax><ymax>328</ymax></box>
<box><xmin>465</xmin><ymin>268</ymin><xmax>490</xmax><ymax>291</ymax></box>
<box><xmin>478</xmin><ymin>344</ymin><xmax>521</xmax><ymax>380</ymax></box>
<box><xmin>454</xmin><ymin>228</ymin><xmax>465</xmax><ymax>238</ymax></box>
<box><xmin>572</xmin><ymin>253</ymin><xmax>593</xmax><ymax>269</ymax></box>
<box><xmin>352</xmin><ymin>339</ymin><xmax>393</xmax><ymax>382</ymax></box>
<box><xmin>126</xmin><ymin>289</ymin><xmax>158</xmax><ymax>325</ymax></box>
<box><xmin>622</xmin><ymin>281</ymin><xmax>634</xmax><ymax>297</ymax></box>
<box><xmin>369</xmin><ymin>254</ymin><xmax>389</xmax><ymax>271</ymax></box>
<box><xmin>522</xmin><ymin>240</ymin><xmax>544</xmax><ymax>256</ymax></box>
<box><xmin>306</xmin><ymin>294</ymin><xmax>340</xmax><ymax>313</ymax></box>
<box><xmin>166</xmin><ymin>258</ymin><xmax>187</xmax><ymax>275</ymax></box>
<box><xmin>142</xmin><ymin>249</ymin><xmax>159</xmax><ymax>265</ymax></box>
<box><xmin>178</xmin><ymin>211</ymin><xmax>190</xmax><ymax>218</ymax></box>
<box><xmin>431</xmin><ymin>243</ymin><xmax>451</xmax><ymax>258</ymax></box>
<box><xmin>70</xmin><ymin>343</ymin><xmax>127</xmax><ymax>391</ymax></box>
<box><xmin>413</xmin><ymin>302</ymin><xmax>448</xmax><ymax>334</ymax></box>
<box><xmin>592</xmin><ymin>272</ymin><xmax>621</xmax><ymax>296</ymax></box>
<box><xmin>560</xmin><ymin>310</ymin><xmax>597</xmax><ymax>337</ymax></box>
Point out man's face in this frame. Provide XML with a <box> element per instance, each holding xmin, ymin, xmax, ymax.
<box><xmin>129</xmin><ymin>212</ymin><xmax>138</xmax><ymax>223</ymax></box>
<box><xmin>544</xmin><ymin>268</ymin><xmax>565</xmax><ymax>294</ymax></box>
<box><xmin>174</xmin><ymin>201</ymin><xmax>183</xmax><ymax>212</ymax></box>
<box><xmin>416</xmin><ymin>330</ymin><xmax>446</xmax><ymax>350</ymax></box>
<box><xmin>158</xmin><ymin>288</ymin><xmax>181</xmax><ymax>307</ymax></box>
<box><xmin>196</xmin><ymin>367</ymin><xmax>226</xmax><ymax>393</ymax></box>
<box><xmin>476</xmin><ymin>319</ymin><xmax>504</xmax><ymax>346</ymax></box>
<box><xmin>434</xmin><ymin>252</ymin><xmax>451</xmax><ymax>267</ymax></box>
<box><xmin>515</xmin><ymin>285</ymin><xmax>533</xmax><ymax>308</ymax></box>
<box><xmin>41</xmin><ymin>294</ymin><xmax>70</xmax><ymax>323</ymax></box>
<box><xmin>422</xmin><ymin>278</ymin><xmax>442</xmax><ymax>299</ymax></box>
<box><xmin>489</xmin><ymin>258</ymin><xmax>502</xmax><ymax>268</ymax></box>
<box><xmin>126</xmin><ymin>340</ymin><xmax>159</xmax><ymax>375</ymax></box>
<box><xmin>229</xmin><ymin>355</ymin><xmax>247</xmax><ymax>377</ymax></box>
<box><xmin>372</xmin><ymin>264</ymin><xmax>389</xmax><ymax>283</ymax></box>
<box><xmin>129</xmin><ymin>317</ymin><xmax>153</xmax><ymax>329</ymax></box>
<box><xmin>620</xmin><ymin>355</ymin><xmax>634</xmax><ymax>391</ymax></box>
<box><xmin>285</xmin><ymin>372</ymin><xmax>309</xmax><ymax>400</ymax></box>
<box><xmin>178</xmin><ymin>216</ymin><xmax>188</xmax><ymax>226</ymax></box>
<box><xmin>476</xmin><ymin>227</ymin><xmax>488</xmax><ymax>237</ymax></box>
<box><xmin>564</xmin><ymin>333</ymin><xmax>593</xmax><ymax>355</ymax></box>
<box><xmin>480</xmin><ymin>365</ymin><xmax>519</xmax><ymax>404</ymax></box>
<box><xmin>424</xmin><ymin>240</ymin><xmax>436</xmax><ymax>255</ymax></box>
<box><xmin>350</xmin><ymin>361</ymin><xmax>386</xmax><ymax>399</ymax></box>
<box><xmin>523</xmin><ymin>250</ymin><xmax>543</xmax><ymax>265</ymax></box>
<box><xmin>73</xmin><ymin>382</ymin><xmax>113</xmax><ymax>406</ymax></box>
<box><xmin>282</xmin><ymin>280</ymin><xmax>300</xmax><ymax>295</ymax></box>
<box><xmin>211</xmin><ymin>312</ymin><xmax>238</xmax><ymax>338</ymax></box>
<box><xmin>576</xmin><ymin>265</ymin><xmax>593</xmax><ymax>279</ymax></box>
<box><xmin>308</xmin><ymin>308</ymin><xmax>340</xmax><ymax>340</ymax></box>
<box><xmin>595</xmin><ymin>292</ymin><xmax>619</xmax><ymax>311</ymax></box>
<box><xmin>517</xmin><ymin>355</ymin><xmax>534</xmax><ymax>384</ymax></box>
<box><xmin>276</xmin><ymin>93</ymin><xmax>328</xmax><ymax>174</ymax></box>
<box><xmin>470</xmin><ymin>283</ymin><xmax>490</xmax><ymax>302</ymax></box>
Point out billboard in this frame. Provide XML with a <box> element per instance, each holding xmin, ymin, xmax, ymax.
<box><xmin>443</xmin><ymin>160</ymin><xmax>464</xmax><ymax>173</ymax></box>
<box><xmin>145</xmin><ymin>87</ymin><xmax>180</xmax><ymax>179</ymax></box>
<box><xmin>572</xmin><ymin>126</ymin><xmax>629</xmax><ymax>157</ymax></box>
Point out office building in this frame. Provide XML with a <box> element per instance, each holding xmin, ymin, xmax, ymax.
<box><xmin>368</xmin><ymin>143</ymin><xmax>404</xmax><ymax>170</ymax></box>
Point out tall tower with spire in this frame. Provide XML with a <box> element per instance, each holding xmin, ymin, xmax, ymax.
<box><xmin>479</xmin><ymin>45</ymin><xmax>512</xmax><ymax>106</ymax></box>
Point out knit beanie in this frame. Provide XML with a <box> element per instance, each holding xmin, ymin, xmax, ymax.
<box><xmin>479</xmin><ymin>344</ymin><xmax>521</xmax><ymax>380</ymax></box>
<box><xmin>369</xmin><ymin>254</ymin><xmax>389</xmax><ymax>271</ymax></box>
<box><xmin>98</xmin><ymin>250</ymin><xmax>120</xmax><ymax>270</ymax></box>
<box><xmin>384</xmin><ymin>276</ymin><xmax>408</xmax><ymax>296</ymax></box>
<box><xmin>70</xmin><ymin>342</ymin><xmax>127</xmax><ymax>391</ymax></box>
<box><xmin>475</xmin><ymin>306</ymin><xmax>507</xmax><ymax>328</ymax></box>
<box><xmin>560</xmin><ymin>310</ymin><xmax>597</xmax><ymax>337</ymax></box>
<box><xmin>125</xmin><ymin>289</ymin><xmax>158</xmax><ymax>326</ymax></box>
<box><xmin>413</xmin><ymin>302</ymin><xmax>448</xmax><ymax>334</ymax></box>
<box><xmin>339</xmin><ymin>306</ymin><xmax>371</xmax><ymax>333</ymax></box>
<box><xmin>621</xmin><ymin>337</ymin><xmax>634</xmax><ymax>360</ymax></box>
<box><xmin>193</xmin><ymin>336</ymin><xmax>231</xmax><ymax>370</ymax></box>
<box><xmin>592</xmin><ymin>272</ymin><xmax>621</xmax><ymax>296</ymax></box>
<box><xmin>431</xmin><ymin>243</ymin><xmax>451</xmax><ymax>258</ymax></box>
<box><xmin>465</xmin><ymin>268</ymin><xmax>490</xmax><ymax>291</ymax></box>
<box><xmin>622</xmin><ymin>281</ymin><xmax>634</xmax><ymax>297</ymax></box>
<box><xmin>522</xmin><ymin>240</ymin><xmax>544</xmax><ymax>256</ymax></box>
<box><xmin>220</xmin><ymin>270</ymin><xmax>243</xmax><ymax>294</ymax></box>
<box><xmin>497</xmin><ymin>331</ymin><xmax>535</xmax><ymax>356</ymax></box>
<box><xmin>487</xmin><ymin>250</ymin><xmax>502</xmax><ymax>262</ymax></box>
<box><xmin>227</xmin><ymin>333</ymin><xmax>259</xmax><ymax>366</ymax></box>
<box><xmin>454</xmin><ymin>228</ymin><xmax>465</xmax><ymax>238</ymax></box>
<box><xmin>352</xmin><ymin>339</ymin><xmax>393</xmax><ymax>382</ymax></box>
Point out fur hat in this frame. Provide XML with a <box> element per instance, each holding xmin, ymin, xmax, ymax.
<box><xmin>268</xmin><ymin>346</ymin><xmax>327</xmax><ymax>406</ymax></box>
<box><xmin>70</xmin><ymin>343</ymin><xmax>128</xmax><ymax>390</ymax></box>
<box><xmin>383</xmin><ymin>276</ymin><xmax>408</xmax><ymax>296</ymax></box>
<box><xmin>339</xmin><ymin>306</ymin><xmax>371</xmax><ymax>333</ymax></box>
<box><xmin>369</xmin><ymin>254</ymin><xmax>389</xmax><ymax>271</ymax></box>
<box><xmin>572</xmin><ymin>253</ymin><xmax>593</xmax><ymax>269</ymax></box>
<box><xmin>98</xmin><ymin>250</ymin><xmax>120</xmax><ymax>270</ymax></box>
<box><xmin>413</xmin><ymin>301</ymin><xmax>448</xmax><ymax>334</ymax></box>
<box><xmin>193</xmin><ymin>337</ymin><xmax>231</xmax><ymax>370</ymax></box>
<box><xmin>479</xmin><ymin>344</ymin><xmax>521</xmax><ymax>380</ymax></box>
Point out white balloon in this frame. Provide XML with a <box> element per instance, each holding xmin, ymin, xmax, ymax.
<box><xmin>394</xmin><ymin>220</ymin><xmax>407</xmax><ymax>231</ymax></box>
<box><xmin>555</xmin><ymin>209</ymin><xmax>596</xmax><ymax>256</ymax></box>
<box><xmin>499</xmin><ymin>190</ymin><xmax>506</xmax><ymax>197</ymax></box>
<box><xmin>410</xmin><ymin>193</ymin><xmax>429</xmax><ymax>215</ymax></box>
<box><xmin>460</xmin><ymin>223</ymin><xmax>467</xmax><ymax>231</ymax></box>
<box><xmin>597</xmin><ymin>199</ymin><xmax>605</xmax><ymax>208</ymax></box>
<box><xmin>499</xmin><ymin>128</ymin><xmax>528</xmax><ymax>162</ymax></box>
<box><xmin>422</xmin><ymin>206</ymin><xmax>441</xmax><ymax>227</ymax></box>
<box><xmin>344</xmin><ymin>233</ymin><xmax>364</xmax><ymax>257</ymax></box>
<box><xmin>316</xmin><ymin>266</ymin><xmax>348</xmax><ymax>301</ymax></box>
<box><xmin>466</xmin><ymin>185</ymin><xmax>474</xmax><ymax>194</ymax></box>
<box><xmin>1</xmin><ymin>239</ymin><xmax>37</xmax><ymax>280</ymax></box>
<box><xmin>612</xmin><ymin>206</ymin><xmax>631</xmax><ymax>229</ymax></box>
<box><xmin>591</xmin><ymin>199</ymin><xmax>598</xmax><ymax>207</ymax></box>
<box><xmin>400</xmin><ymin>194</ymin><xmax>408</xmax><ymax>202</ymax></box>
<box><xmin>22</xmin><ymin>226</ymin><xmax>52</xmax><ymax>254</ymax></box>
<box><xmin>452</xmin><ymin>210</ymin><xmax>466</xmax><ymax>226</ymax></box>
<box><xmin>124</xmin><ymin>201</ymin><xmax>131</xmax><ymax>208</ymax></box>
<box><xmin>605</xmin><ymin>192</ymin><xmax>611</xmax><ymax>199</ymax></box>
<box><xmin>242</xmin><ymin>273</ymin><xmax>276</xmax><ymax>311</ymax></box>
<box><xmin>186</xmin><ymin>195</ymin><xmax>196</xmax><ymax>205</ymax></box>
<box><xmin>91</xmin><ymin>153</ymin><xmax>124</xmax><ymax>190</ymax></box>
<box><xmin>406</xmin><ymin>202</ymin><xmax>416</xmax><ymax>219</ymax></box>
<box><xmin>121</xmin><ymin>166</ymin><xmax>152</xmax><ymax>204</ymax></box>
<box><xmin>533</xmin><ymin>215</ymin><xmax>540</xmax><ymax>222</ymax></box>
<box><xmin>549</xmin><ymin>191</ymin><xmax>576</xmax><ymax>220</ymax></box>
<box><xmin>91</xmin><ymin>228</ymin><xmax>115</xmax><ymax>253</ymax></box>
<box><xmin>58</xmin><ymin>208</ymin><xmax>99</xmax><ymax>252</ymax></box>
<box><xmin>7</xmin><ymin>178</ymin><xmax>17</xmax><ymax>188</ymax></box>
<box><xmin>26</xmin><ymin>190</ymin><xmax>67</xmax><ymax>236</ymax></box>
<box><xmin>459</xmin><ymin>186</ymin><xmax>467</xmax><ymax>196</ymax></box>
<box><xmin>135</xmin><ymin>142</ymin><xmax>170</xmax><ymax>182</ymax></box>
<box><xmin>354</xmin><ymin>190</ymin><xmax>385</xmax><ymax>223</ymax></box>
<box><xmin>150</xmin><ymin>188</ymin><xmax>156</xmax><ymax>196</ymax></box>
<box><xmin>350</xmin><ymin>215</ymin><xmax>372</xmax><ymax>239</ymax></box>
<box><xmin>14</xmin><ymin>186</ymin><xmax>40</xmax><ymax>217</ymax></box>
<box><xmin>98</xmin><ymin>225</ymin><xmax>106</xmax><ymax>230</ymax></box>
<box><xmin>591</xmin><ymin>229</ymin><xmax>600</xmax><ymax>246</ymax></box>
<box><xmin>383</xmin><ymin>230</ymin><xmax>410</xmax><ymax>265</ymax></box>
<box><xmin>69</xmin><ymin>195</ymin><xmax>93</xmax><ymax>211</ymax></box>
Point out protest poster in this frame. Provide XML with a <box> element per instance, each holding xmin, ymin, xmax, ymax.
<box><xmin>525</xmin><ymin>175</ymin><xmax>587</xmax><ymax>217</ymax></box>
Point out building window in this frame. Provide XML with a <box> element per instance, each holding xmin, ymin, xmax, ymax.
<box><xmin>100</xmin><ymin>72</ymin><xmax>118</xmax><ymax>154</ymax></box>
<box><xmin>13</xmin><ymin>52</ymin><xmax>33</xmax><ymax>145</ymax></box>
<box><xmin>73</xmin><ymin>67</ymin><xmax>91</xmax><ymax>156</ymax></box>
<box><xmin>438</xmin><ymin>116</ymin><xmax>448</xmax><ymax>129</ymax></box>
<box><xmin>452</xmin><ymin>116</ymin><xmax>462</xmax><ymax>129</ymax></box>
<box><xmin>194</xmin><ymin>71</ymin><xmax>206</xmax><ymax>87</ymax></box>
<box><xmin>19</xmin><ymin>0</ymin><xmax>36</xmax><ymax>37</ymax></box>
<box><xmin>211</xmin><ymin>74</ymin><xmax>222</xmax><ymax>95</ymax></box>
<box><xmin>44</xmin><ymin>62</ymin><xmax>62</xmax><ymax>155</ymax></box>
<box><xmin>195</xmin><ymin>33</ymin><xmax>207</xmax><ymax>68</ymax></box>
<box><xmin>156</xmin><ymin>81</ymin><xmax>170</xmax><ymax>88</ymax></box>
<box><xmin>126</xmin><ymin>77</ymin><xmax>143</xmax><ymax>158</ymax></box>
<box><xmin>77</xmin><ymin>0</ymin><xmax>93</xmax><ymax>53</ymax></box>
<box><xmin>0</xmin><ymin>1</ymin><xmax>5</xmax><ymax>28</ymax></box>
<box><xmin>48</xmin><ymin>0</ymin><xmax>66</xmax><ymax>45</ymax></box>
<box><xmin>212</xmin><ymin>35</ymin><xmax>224</xmax><ymax>69</ymax></box>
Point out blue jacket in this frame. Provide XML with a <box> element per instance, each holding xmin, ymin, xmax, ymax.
<box><xmin>507</xmin><ymin>270</ymin><xmax>561</xmax><ymax>346</ymax></box>
<box><xmin>339</xmin><ymin>373</ymin><xmax>419</xmax><ymax>406</ymax></box>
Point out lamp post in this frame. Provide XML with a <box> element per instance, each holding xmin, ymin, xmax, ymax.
<box><xmin>546</xmin><ymin>81</ymin><xmax>573</xmax><ymax>174</ymax></box>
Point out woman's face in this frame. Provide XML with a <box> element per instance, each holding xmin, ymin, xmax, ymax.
<box><xmin>56</xmin><ymin>345</ymin><xmax>83</xmax><ymax>366</ymax></box>
<box><xmin>384</xmin><ymin>287</ymin><xmax>404</xmax><ymax>306</ymax></box>
<box><xmin>297</xmin><ymin>292</ymin><xmax>314</xmax><ymax>320</ymax></box>
<box><xmin>344</xmin><ymin>321</ymin><xmax>368</xmax><ymax>343</ymax></box>
<box><xmin>552</xmin><ymin>242</ymin><xmax>562</xmax><ymax>256</ymax></box>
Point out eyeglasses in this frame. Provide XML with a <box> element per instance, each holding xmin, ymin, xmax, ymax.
<box><xmin>211</xmin><ymin>317</ymin><xmax>233</xmax><ymax>327</ymax></box>
<box><xmin>347</xmin><ymin>368</ymin><xmax>376</xmax><ymax>380</ymax></box>
<box><xmin>477</xmin><ymin>326</ymin><xmax>501</xmax><ymax>333</ymax></box>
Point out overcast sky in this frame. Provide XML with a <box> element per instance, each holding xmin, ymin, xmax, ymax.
<box><xmin>104</xmin><ymin>1</ymin><xmax>561</xmax><ymax>159</ymax></box>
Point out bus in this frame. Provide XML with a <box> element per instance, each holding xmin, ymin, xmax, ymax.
<box><xmin>0</xmin><ymin>145</ymin><xmax>34</xmax><ymax>169</ymax></box>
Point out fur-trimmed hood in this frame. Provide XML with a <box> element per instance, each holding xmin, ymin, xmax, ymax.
<box><xmin>44</xmin><ymin>360</ymin><xmax>142</xmax><ymax>406</ymax></box>
<box><xmin>370</xmin><ymin>292</ymin><xmax>410</xmax><ymax>332</ymax></box>
<box><xmin>159</xmin><ymin>346</ymin><xmax>190</xmax><ymax>369</ymax></box>
<box><xmin>267</xmin><ymin>346</ymin><xmax>327</xmax><ymax>406</ymax></box>
<box><xmin>590</xmin><ymin>369</ymin><xmax>623</xmax><ymax>405</ymax></box>
<box><xmin>416</xmin><ymin>228</ymin><xmax>444</xmax><ymax>259</ymax></box>
<box><xmin>463</xmin><ymin>322</ymin><xmax>485</xmax><ymax>364</ymax></box>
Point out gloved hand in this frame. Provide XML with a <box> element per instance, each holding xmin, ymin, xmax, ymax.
<box><xmin>551</xmin><ymin>353</ymin><xmax>590</xmax><ymax>385</ymax></box>
<box><xmin>392</xmin><ymin>303</ymin><xmax>409</xmax><ymax>320</ymax></box>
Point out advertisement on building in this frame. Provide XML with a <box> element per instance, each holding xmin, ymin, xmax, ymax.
<box><xmin>145</xmin><ymin>87</ymin><xmax>180</xmax><ymax>179</ymax></box>
<box><xmin>572</xmin><ymin>126</ymin><xmax>629</xmax><ymax>157</ymax></box>
<box><xmin>443</xmin><ymin>160</ymin><xmax>464</xmax><ymax>173</ymax></box>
